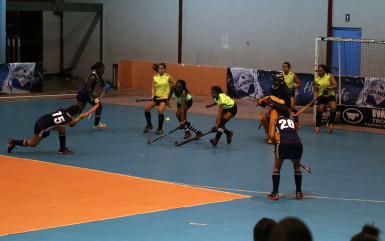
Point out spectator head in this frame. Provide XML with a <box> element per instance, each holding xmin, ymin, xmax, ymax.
<box><xmin>254</xmin><ymin>218</ymin><xmax>277</xmax><ymax>241</ymax></box>
<box><xmin>268</xmin><ymin>217</ymin><xmax>312</xmax><ymax>241</ymax></box>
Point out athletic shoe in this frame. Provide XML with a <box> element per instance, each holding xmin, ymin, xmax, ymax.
<box><xmin>93</xmin><ymin>123</ymin><xmax>106</xmax><ymax>129</ymax></box>
<box><xmin>195</xmin><ymin>131</ymin><xmax>203</xmax><ymax>138</ymax></box>
<box><xmin>267</xmin><ymin>192</ymin><xmax>279</xmax><ymax>200</ymax></box>
<box><xmin>295</xmin><ymin>122</ymin><xmax>301</xmax><ymax>129</ymax></box>
<box><xmin>58</xmin><ymin>147</ymin><xmax>73</xmax><ymax>154</ymax></box>
<box><xmin>226</xmin><ymin>131</ymin><xmax>233</xmax><ymax>144</ymax></box>
<box><xmin>155</xmin><ymin>128</ymin><xmax>163</xmax><ymax>134</ymax></box>
<box><xmin>314</xmin><ymin>127</ymin><xmax>320</xmax><ymax>134</ymax></box>
<box><xmin>296</xmin><ymin>192</ymin><xmax>303</xmax><ymax>199</ymax></box>
<box><xmin>327</xmin><ymin>123</ymin><xmax>333</xmax><ymax>133</ymax></box>
<box><xmin>210</xmin><ymin>138</ymin><xmax>218</xmax><ymax>147</ymax></box>
<box><xmin>184</xmin><ymin>131</ymin><xmax>192</xmax><ymax>139</ymax></box>
<box><xmin>143</xmin><ymin>124</ymin><xmax>153</xmax><ymax>133</ymax></box>
<box><xmin>7</xmin><ymin>139</ymin><xmax>15</xmax><ymax>153</ymax></box>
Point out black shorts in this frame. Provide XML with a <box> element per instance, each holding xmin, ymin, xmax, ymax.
<box><xmin>276</xmin><ymin>141</ymin><xmax>303</xmax><ymax>159</ymax></box>
<box><xmin>177</xmin><ymin>99</ymin><xmax>193</xmax><ymax>110</ymax></box>
<box><xmin>154</xmin><ymin>96</ymin><xmax>168</xmax><ymax>106</ymax></box>
<box><xmin>34</xmin><ymin>121</ymin><xmax>50</xmax><ymax>138</ymax></box>
<box><xmin>317</xmin><ymin>95</ymin><xmax>336</xmax><ymax>105</ymax></box>
<box><xmin>222</xmin><ymin>103</ymin><xmax>237</xmax><ymax>117</ymax></box>
<box><xmin>290</xmin><ymin>88</ymin><xmax>296</xmax><ymax>97</ymax></box>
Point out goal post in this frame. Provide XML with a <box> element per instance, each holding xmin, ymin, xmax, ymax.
<box><xmin>314</xmin><ymin>36</ymin><xmax>385</xmax><ymax>125</ymax></box>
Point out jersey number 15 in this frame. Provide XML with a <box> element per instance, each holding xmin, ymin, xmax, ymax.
<box><xmin>52</xmin><ymin>111</ymin><xmax>65</xmax><ymax>124</ymax></box>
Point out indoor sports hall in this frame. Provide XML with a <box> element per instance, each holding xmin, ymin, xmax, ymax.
<box><xmin>1</xmin><ymin>1</ymin><xmax>385</xmax><ymax>241</ymax></box>
<box><xmin>1</xmin><ymin>90</ymin><xmax>385</xmax><ymax>240</ymax></box>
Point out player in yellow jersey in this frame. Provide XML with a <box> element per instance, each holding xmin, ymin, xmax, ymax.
<box><xmin>313</xmin><ymin>64</ymin><xmax>338</xmax><ymax>134</ymax></box>
<box><xmin>282</xmin><ymin>62</ymin><xmax>302</xmax><ymax>128</ymax></box>
<box><xmin>206</xmin><ymin>86</ymin><xmax>237</xmax><ymax>147</ymax></box>
<box><xmin>143</xmin><ymin>63</ymin><xmax>176</xmax><ymax>134</ymax></box>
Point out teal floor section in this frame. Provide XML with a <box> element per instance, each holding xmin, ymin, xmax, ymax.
<box><xmin>1</xmin><ymin>99</ymin><xmax>385</xmax><ymax>241</ymax></box>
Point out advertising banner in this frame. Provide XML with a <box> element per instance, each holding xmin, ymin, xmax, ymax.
<box><xmin>339</xmin><ymin>105</ymin><xmax>385</xmax><ymax>129</ymax></box>
<box><xmin>0</xmin><ymin>63</ymin><xmax>42</xmax><ymax>94</ymax></box>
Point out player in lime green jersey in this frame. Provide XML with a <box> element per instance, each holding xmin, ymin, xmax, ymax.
<box><xmin>313</xmin><ymin>64</ymin><xmax>338</xmax><ymax>134</ymax></box>
<box><xmin>168</xmin><ymin>79</ymin><xmax>202</xmax><ymax>139</ymax></box>
<box><xmin>206</xmin><ymin>86</ymin><xmax>237</xmax><ymax>147</ymax></box>
<box><xmin>282</xmin><ymin>62</ymin><xmax>302</xmax><ymax>128</ymax></box>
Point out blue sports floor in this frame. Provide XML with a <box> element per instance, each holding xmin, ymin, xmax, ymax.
<box><xmin>1</xmin><ymin>99</ymin><xmax>385</xmax><ymax>241</ymax></box>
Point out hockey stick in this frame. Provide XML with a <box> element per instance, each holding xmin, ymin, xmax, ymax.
<box><xmin>136</xmin><ymin>97</ymin><xmax>167</xmax><ymax>102</ymax></box>
<box><xmin>88</xmin><ymin>90</ymin><xmax>106</xmax><ymax>120</ymax></box>
<box><xmin>175</xmin><ymin>130</ymin><xmax>214</xmax><ymax>147</ymax></box>
<box><xmin>293</xmin><ymin>99</ymin><xmax>316</xmax><ymax>116</ymax></box>
<box><xmin>85</xmin><ymin>99</ymin><xmax>100</xmax><ymax>116</ymax></box>
<box><xmin>300</xmin><ymin>164</ymin><xmax>311</xmax><ymax>174</ymax></box>
<box><xmin>147</xmin><ymin>127</ymin><xmax>179</xmax><ymax>144</ymax></box>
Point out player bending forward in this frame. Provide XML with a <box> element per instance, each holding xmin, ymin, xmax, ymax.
<box><xmin>267</xmin><ymin>104</ymin><xmax>304</xmax><ymax>200</ymax></box>
<box><xmin>7</xmin><ymin>105</ymin><xmax>86</xmax><ymax>154</ymax></box>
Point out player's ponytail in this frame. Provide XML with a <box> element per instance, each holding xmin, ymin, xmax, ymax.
<box><xmin>91</xmin><ymin>62</ymin><xmax>104</xmax><ymax>70</ymax></box>
<box><xmin>153</xmin><ymin>63</ymin><xmax>166</xmax><ymax>72</ymax></box>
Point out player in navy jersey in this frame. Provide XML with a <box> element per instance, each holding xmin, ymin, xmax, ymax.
<box><xmin>267</xmin><ymin>104</ymin><xmax>303</xmax><ymax>200</ymax></box>
<box><xmin>77</xmin><ymin>62</ymin><xmax>109</xmax><ymax>129</ymax></box>
<box><xmin>7</xmin><ymin>105</ymin><xmax>86</xmax><ymax>154</ymax></box>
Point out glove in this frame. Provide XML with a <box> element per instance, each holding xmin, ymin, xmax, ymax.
<box><xmin>322</xmin><ymin>88</ymin><xmax>329</xmax><ymax>95</ymax></box>
<box><xmin>211</xmin><ymin>125</ymin><xmax>218</xmax><ymax>132</ymax></box>
<box><xmin>94</xmin><ymin>98</ymin><xmax>99</xmax><ymax>103</ymax></box>
<box><xmin>104</xmin><ymin>84</ymin><xmax>111</xmax><ymax>93</ymax></box>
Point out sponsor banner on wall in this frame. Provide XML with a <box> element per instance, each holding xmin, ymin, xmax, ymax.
<box><xmin>227</xmin><ymin>67</ymin><xmax>315</xmax><ymax>106</ymax></box>
<box><xmin>338</xmin><ymin>105</ymin><xmax>385</xmax><ymax>129</ymax></box>
<box><xmin>0</xmin><ymin>63</ymin><xmax>42</xmax><ymax>94</ymax></box>
<box><xmin>227</xmin><ymin>67</ymin><xmax>385</xmax><ymax>109</ymax></box>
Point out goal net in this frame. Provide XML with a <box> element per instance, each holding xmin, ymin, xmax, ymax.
<box><xmin>314</xmin><ymin>37</ymin><xmax>385</xmax><ymax>125</ymax></box>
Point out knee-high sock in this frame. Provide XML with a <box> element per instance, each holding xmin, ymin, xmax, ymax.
<box><xmin>14</xmin><ymin>140</ymin><xmax>27</xmax><ymax>146</ymax></box>
<box><xmin>94</xmin><ymin>115</ymin><xmax>101</xmax><ymax>126</ymax></box>
<box><xmin>294</xmin><ymin>172</ymin><xmax>302</xmax><ymax>192</ymax></box>
<box><xmin>329</xmin><ymin>111</ymin><xmax>336</xmax><ymax>125</ymax></box>
<box><xmin>185</xmin><ymin>121</ymin><xmax>198</xmax><ymax>133</ymax></box>
<box><xmin>59</xmin><ymin>134</ymin><xmax>66</xmax><ymax>149</ymax></box>
<box><xmin>145</xmin><ymin>111</ymin><xmax>151</xmax><ymax>125</ymax></box>
<box><xmin>316</xmin><ymin>112</ymin><xmax>323</xmax><ymax>128</ymax></box>
<box><xmin>158</xmin><ymin>114</ymin><xmax>164</xmax><ymax>130</ymax></box>
<box><xmin>215</xmin><ymin>119</ymin><xmax>228</xmax><ymax>140</ymax></box>
<box><xmin>272</xmin><ymin>172</ymin><xmax>280</xmax><ymax>193</ymax></box>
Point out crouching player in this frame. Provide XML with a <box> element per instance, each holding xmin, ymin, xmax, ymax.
<box><xmin>206</xmin><ymin>86</ymin><xmax>237</xmax><ymax>147</ymax></box>
<box><xmin>7</xmin><ymin>105</ymin><xmax>86</xmax><ymax>154</ymax></box>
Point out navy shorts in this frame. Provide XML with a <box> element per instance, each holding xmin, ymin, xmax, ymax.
<box><xmin>276</xmin><ymin>141</ymin><xmax>303</xmax><ymax>159</ymax></box>
<box><xmin>34</xmin><ymin>121</ymin><xmax>50</xmax><ymax>138</ymax></box>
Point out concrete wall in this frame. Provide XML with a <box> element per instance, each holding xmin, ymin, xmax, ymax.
<box><xmin>333</xmin><ymin>0</ymin><xmax>385</xmax><ymax>39</ymax></box>
<box><xmin>41</xmin><ymin>0</ymin><xmax>385</xmax><ymax>83</ymax></box>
